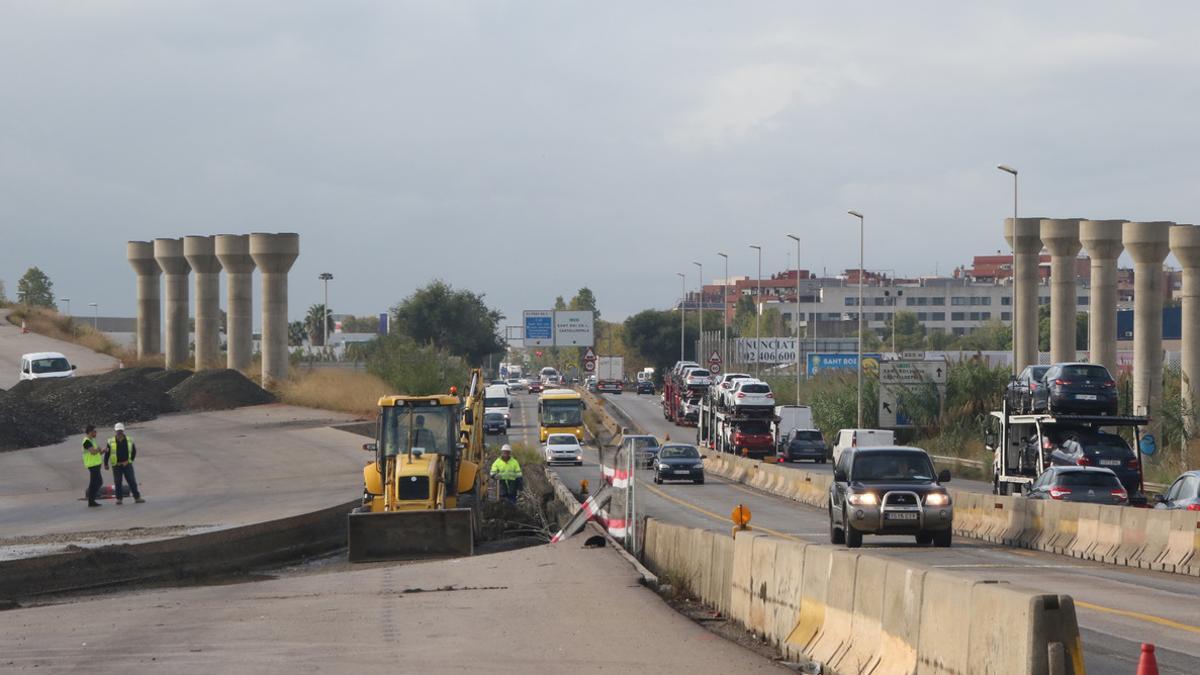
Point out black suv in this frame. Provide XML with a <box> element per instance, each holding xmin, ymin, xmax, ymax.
<box><xmin>829</xmin><ymin>446</ymin><xmax>953</xmax><ymax>548</ymax></box>
<box><xmin>777</xmin><ymin>429</ymin><xmax>827</xmax><ymax>463</ymax></box>
<box><xmin>1031</xmin><ymin>363</ymin><xmax>1118</xmax><ymax>415</ymax></box>
<box><xmin>1026</xmin><ymin>427</ymin><xmax>1141</xmax><ymax>495</ymax></box>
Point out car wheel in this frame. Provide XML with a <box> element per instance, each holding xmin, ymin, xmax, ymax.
<box><xmin>654</xmin><ymin>475</ymin><xmax>662</xmax><ymax>484</ymax></box>
<box><xmin>845</xmin><ymin>519</ymin><xmax>863</xmax><ymax>548</ymax></box>
<box><xmin>575</xmin><ymin>461</ymin><xmax>583</xmax><ymax>466</ymax></box>
<box><xmin>915</xmin><ymin>532</ymin><xmax>934</xmax><ymax>545</ymax></box>
<box><xmin>829</xmin><ymin>509</ymin><xmax>845</xmax><ymax>545</ymax></box>
<box><xmin>694</xmin><ymin>477</ymin><xmax>705</xmax><ymax>485</ymax></box>
<box><xmin>933</xmin><ymin>530</ymin><xmax>952</xmax><ymax>547</ymax></box>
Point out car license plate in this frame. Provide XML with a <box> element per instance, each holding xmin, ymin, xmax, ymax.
<box><xmin>1077</xmin><ymin>394</ymin><xmax>1097</xmax><ymax>400</ymax></box>
<box><xmin>674</xmin><ymin>469</ymin><xmax>691</xmax><ymax>475</ymax></box>
<box><xmin>885</xmin><ymin>512</ymin><xmax>919</xmax><ymax>521</ymax></box>
<box><xmin>1099</xmin><ymin>459</ymin><xmax>1120</xmax><ymax>466</ymax></box>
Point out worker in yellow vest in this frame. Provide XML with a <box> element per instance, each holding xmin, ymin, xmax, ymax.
<box><xmin>490</xmin><ymin>444</ymin><xmax>523</xmax><ymax>504</ymax></box>
<box><xmin>104</xmin><ymin>423</ymin><xmax>145</xmax><ymax>504</ymax></box>
<box><xmin>82</xmin><ymin>425</ymin><xmax>104</xmax><ymax>507</ymax></box>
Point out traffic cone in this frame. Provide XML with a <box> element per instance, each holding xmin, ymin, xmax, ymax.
<box><xmin>1136</xmin><ymin>643</ymin><xmax>1158</xmax><ymax>675</ymax></box>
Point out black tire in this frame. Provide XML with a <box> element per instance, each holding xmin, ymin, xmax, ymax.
<box><xmin>933</xmin><ymin>530</ymin><xmax>952</xmax><ymax>548</ymax></box>
<box><xmin>694</xmin><ymin>477</ymin><xmax>705</xmax><ymax>485</ymax></box>
<box><xmin>845</xmin><ymin>519</ymin><xmax>863</xmax><ymax>548</ymax></box>
<box><xmin>829</xmin><ymin>509</ymin><xmax>845</xmax><ymax>544</ymax></box>
<box><xmin>915</xmin><ymin>532</ymin><xmax>934</xmax><ymax>545</ymax></box>
<box><xmin>575</xmin><ymin>461</ymin><xmax>583</xmax><ymax>466</ymax></box>
<box><xmin>654</xmin><ymin>475</ymin><xmax>662</xmax><ymax>485</ymax></box>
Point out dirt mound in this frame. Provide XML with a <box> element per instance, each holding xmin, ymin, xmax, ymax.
<box><xmin>5</xmin><ymin>368</ymin><xmax>179</xmax><ymax>433</ymax></box>
<box><xmin>147</xmin><ymin>368</ymin><xmax>194</xmax><ymax>390</ymax></box>
<box><xmin>168</xmin><ymin>369</ymin><xmax>275</xmax><ymax>411</ymax></box>
<box><xmin>0</xmin><ymin>396</ymin><xmax>70</xmax><ymax>451</ymax></box>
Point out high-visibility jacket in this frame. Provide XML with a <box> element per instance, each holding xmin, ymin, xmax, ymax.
<box><xmin>107</xmin><ymin>436</ymin><xmax>136</xmax><ymax>466</ymax></box>
<box><xmin>490</xmin><ymin>457</ymin><xmax>522</xmax><ymax>481</ymax></box>
<box><xmin>82</xmin><ymin>437</ymin><xmax>103</xmax><ymax>469</ymax></box>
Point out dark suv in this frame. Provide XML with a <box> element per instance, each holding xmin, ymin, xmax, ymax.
<box><xmin>1027</xmin><ymin>427</ymin><xmax>1141</xmax><ymax>495</ymax></box>
<box><xmin>1031</xmin><ymin>363</ymin><xmax>1118</xmax><ymax>415</ymax></box>
<box><xmin>829</xmin><ymin>446</ymin><xmax>953</xmax><ymax>548</ymax></box>
<box><xmin>778</xmin><ymin>429</ymin><xmax>827</xmax><ymax>463</ymax></box>
<box><xmin>1006</xmin><ymin>365</ymin><xmax>1050</xmax><ymax>413</ymax></box>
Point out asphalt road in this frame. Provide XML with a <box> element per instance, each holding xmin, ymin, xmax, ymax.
<box><xmin>0</xmin><ymin>308</ymin><xmax>120</xmax><ymax>389</ymax></box>
<box><xmin>521</xmin><ymin>390</ymin><xmax>1200</xmax><ymax>675</ymax></box>
<box><xmin>0</xmin><ymin>404</ymin><xmax>365</xmax><ymax>559</ymax></box>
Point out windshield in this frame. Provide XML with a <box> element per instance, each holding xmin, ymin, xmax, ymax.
<box><xmin>852</xmin><ymin>451</ymin><xmax>935</xmax><ymax>482</ymax></box>
<box><xmin>380</xmin><ymin>405</ymin><xmax>455</xmax><ymax>457</ymax></box>
<box><xmin>688</xmin><ymin>370</ymin><xmax>710</xmax><ymax>378</ymax></box>
<box><xmin>485</xmin><ymin>413</ymin><xmax>504</xmax><ymax>422</ymax></box>
<box><xmin>541</xmin><ymin>399</ymin><xmax>583</xmax><ymax>426</ymax></box>
<box><xmin>660</xmin><ymin>445</ymin><xmax>700</xmax><ymax>459</ymax></box>
<box><xmin>1058</xmin><ymin>471</ymin><xmax>1121</xmax><ymax>488</ymax></box>
<box><xmin>31</xmin><ymin>358</ymin><xmax>71</xmax><ymax>374</ymax></box>
<box><xmin>629</xmin><ymin>437</ymin><xmax>659</xmax><ymax>450</ymax></box>
<box><xmin>547</xmin><ymin>434</ymin><xmax>579</xmax><ymax>445</ymax></box>
<box><xmin>792</xmin><ymin>431</ymin><xmax>823</xmax><ymax>442</ymax></box>
<box><xmin>484</xmin><ymin>397</ymin><xmax>507</xmax><ymax>408</ymax></box>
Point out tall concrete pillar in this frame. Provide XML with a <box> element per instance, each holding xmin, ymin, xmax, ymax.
<box><xmin>1080</xmin><ymin>220</ymin><xmax>1125</xmax><ymax>376</ymax></box>
<box><xmin>1170</xmin><ymin>224</ymin><xmax>1200</xmax><ymax>433</ymax></box>
<box><xmin>126</xmin><ymin>241</ymin><xmax>162</xmax><ymax>358</ymax></box>
<box><xmin>1123</xmin><ymin>221</ymin><xmax>1173</xmax><ymax>425</ymax></box>
<box><xmin>1040</xmin><ymin>219</ymin><xmax>1083</xmax><ymax>363</ymax></box>
<box><xmin>250</xmin><ymin>233</ymin><xmax>299</xmax><ymax>387</ymax></box>
<box><xmin>184</xmin><ymin>235</ymin><xmax>222</xmax><ymax>370</ymax></box>
<box><xmin>154</xmin><ymin>237</ymin><xmax>191</xmax><ymax>369</ymax></box>
<box><xmin>1004</xmin><ymin>217</ymin><xmax>1043</xmax><ymax>371</ymax></box>
<box><xmin>215</xmin><ymin>234</ymin><xmax>256</xmax><ymax>372</ymax></box>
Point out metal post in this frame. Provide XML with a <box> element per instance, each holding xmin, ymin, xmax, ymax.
<box><xmin>62</xmin><ymin>298</ymin><xmax>70</xmax><ymax>317</ymax></box>
<box><xmin>718</xmin><ymin>252</ymin><xmax>728</xmax><ymax>367</ymax></box>
<box><xmin>677</xmin><ymin>272</ymin><xmax>686</xmax><ymax>362</ymax></box>
<box><xmin>89</xmin><ymin>302</ymin><xmax>99</xmax><ymax>330</ymax></box>
<box><xmin>787</xmin><ymin>234</ymin><xmax>801</xmax><ymax>404</ymax></box>
<box><xmin>848</xmin><ymin>211</ymin><xmax>865</xmax><ymax>428</ymax></box>
<box><xmin>749</xmin><ymin>244</ymin><xmax>762</xmax><ymax>376</ymax></box>
<box><xmin>693</xmin><ymin>261</ymin><xmax>704</xmax><ymax>369</ymax></box>
<box><xmin>319</xmin><ymin>272</ymin><xmax>333</xmax><ymax>351</ymax></box>
<box><xmin>998</xmin><ymin>165</ymin><xmax>1019</xmax><ymax>374</ymax></box>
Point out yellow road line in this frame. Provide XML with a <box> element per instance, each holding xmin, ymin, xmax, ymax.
<box><xmin>637</xmin><ymin>478</ymin><xmax>803</xmax><ymax>543</ymax></box>
<box><xmin>1074</xmin><ymin>600</ymin><xmax>1200</xmax><ymax>635</ymax></box>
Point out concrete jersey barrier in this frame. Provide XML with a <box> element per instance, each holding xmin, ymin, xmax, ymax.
<box><xmin>641</xmin><ymin>518</ymin><xmax>1086</xmax><ymax>675</ymax></box>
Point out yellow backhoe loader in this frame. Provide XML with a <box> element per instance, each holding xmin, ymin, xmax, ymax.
<box><xmin>347</xmin><ymin>370</ymin><xmax>488</xmax><ymax>562</ymax></box>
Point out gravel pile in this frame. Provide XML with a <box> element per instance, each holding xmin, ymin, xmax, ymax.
<box><xmin>0</xmin><ymin>367</ymin><xmax>274</xmax><ymax>451</ymax></box>
<box><xmin>168</xmin><ymin>369</ymin><xmax>275</xmax><ymax>411</ymax></box>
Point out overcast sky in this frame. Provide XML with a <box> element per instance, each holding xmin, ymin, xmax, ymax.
<box><xmin>3</xmin><ymin>2</ymin><xmax>1200</xmax><ymax>325</ymax></box>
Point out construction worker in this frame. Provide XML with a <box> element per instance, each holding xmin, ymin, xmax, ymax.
<box><xmin>490</xmin><ymin>444</ymin><xmax>523</xmax><ymax>504</ymax></box>
<box><xmin>82</xmin><ymin>424</ymin><xmax>103</xmax><ymax>507</ymax></box>
<box><xmin>104</xmin><ymin>423</ymin><xmax>145</xmax><ymax>504</ymax></box>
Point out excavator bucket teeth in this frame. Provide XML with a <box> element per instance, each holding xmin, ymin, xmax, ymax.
<box><xmin>347</xmin><ymin>508</ymin><xmax>474</xmax><ymax>562</ymax></box>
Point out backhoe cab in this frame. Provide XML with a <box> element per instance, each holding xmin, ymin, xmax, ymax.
<box><xmin>347</xmin><ymin>394</ymin><xmax>481</xmax><ymax>561</ymax></box>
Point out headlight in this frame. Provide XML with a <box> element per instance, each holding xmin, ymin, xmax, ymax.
<box><xmin>847</xmin><ymin>493</ymin><xmax>878</xmax><ymax>506</ymax></box>
<box><xmin>925</xmin><ymin>493</ymin><xmax>950</xmax><ymax>506</ymax></box>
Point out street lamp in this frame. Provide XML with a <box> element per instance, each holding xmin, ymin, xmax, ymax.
<box><xmin>677</xmin><ymin>272</ymin><xmax>686</xmax><ymax>362</ymax></box>
<box><xmin>717</xmin><ymin>252</ymin><xmax>729</xmax><ymax>367</ymax></box>
<box><xmin>693</xmin><ymin>261</ymin><xmax>704</xmax><ymax>369</ymax></box>
<box><xmin>61</xmin><ymin>298</ymin><xmax>70</xmax><ymax>317</ymax></box>
<box><xmin>88</xmin><ymin>302</ymin><xmax>99</xmax><ymax>331</ymax></box>
<box><xmin>786</xmin><ymin>234</ymin><xmax>801</xmax><ymax>404</ymax></box>
<box><xmin>318</xmin><ymin>272</ymin><xmax>334</xmax><ymax>350</ymax></box>
<box><xmin>997</xmin><ymin>164</ymin><xmax>1019</xmax><ymax>375</ymax></box>
<box><xmin>749</xmin><ymin>244</ymin><xmax>762</xmax><ymax>376</ymax></box>
<box><xmin>848</xmin><ymin>211</ymin><xmax>865</xmax><ymax>428</ymax></box>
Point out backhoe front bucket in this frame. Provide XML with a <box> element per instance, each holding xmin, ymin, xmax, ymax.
<box><xmin>347</xmin><ymin>508</ymin><xmax>475</xmax><ymax>562</ymax></box>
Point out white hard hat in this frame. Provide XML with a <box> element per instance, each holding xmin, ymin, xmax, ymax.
<box><xmin>501</xmin><ymin>444</ymin><xmax>513</xmax><ymax>453</ymax></box>
<box><xmin>114</xmin><ymin>423</ymin><xmax>126</xmax><ymax>432</ymax></box>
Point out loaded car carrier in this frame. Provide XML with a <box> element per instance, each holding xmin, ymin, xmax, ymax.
<box><xmin>661</xmin><ymin>373</ymin><xmax>707</xmax><ymax>426</ymax></box>
<box><xmin>983</xmin><ymin>396</ymin><xmax>1150</xmax><ymax>500</ymax></box>
<box><xmin>695</xmin><ymin>394</ymin><xmax>777</xmax><ymax>458</ymax></box>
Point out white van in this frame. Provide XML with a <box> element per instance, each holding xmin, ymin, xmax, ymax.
<box><xmin>19</xmin><ymin>352</ymin><xmax>76</xmax><ymax>381</ymax></box>
<box><xmin>832</xmin><ymin>428</ymin><xmax>896</xmax><ymax>465</ymax></box>
<box><xmin>484</xmin><ymin>384</ymin><xmax>512</xmax><ymax>428</ymax></box>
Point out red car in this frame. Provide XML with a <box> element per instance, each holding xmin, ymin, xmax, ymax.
<box><xmin>528</xmin><ymin>380</ymin><xmax>544</xmax><ymax>393</ymax></box>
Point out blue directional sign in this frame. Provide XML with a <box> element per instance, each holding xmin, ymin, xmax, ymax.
<box><xmin>523</xmin><ymin>310</ymin><xmax>554</xmax><ymax>347</ymax></box>
<box><xmin>807</xmin><ymin>352</ymin><xmax>882</xmax><ymax>377</ymax></box>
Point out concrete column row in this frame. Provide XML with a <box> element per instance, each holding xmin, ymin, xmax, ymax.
<box><xmin>1007</xmin><ymin>217</ymin><xmax>1200</xmax><ymax>435</ymax></box>
<box><xmin>126</xmin><ymin>233</ymin><xmax>299</xmax><ymax>387</ymax></box>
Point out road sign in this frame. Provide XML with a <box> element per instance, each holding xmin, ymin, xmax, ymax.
<box><xmin>807</xmin><ymin>353</ymin><xmax>882</xmax><ymax>377</ymax></box>
<box><xmin>523</xmin><ymin>310</ymin><xmax>554</xmax><ymax>347</ymax></box>
<box><xmin>583</xmin><ymin>347</ymin><xmax>597</xmax><ymax>362</ymax></box>
<box><xmin>708</xmin><ymin>349</ymin><xmax>722</xmax><ymax>375</ymax></box>
<box><xmin>584</xmin><ymin>360</ymin><xmax>596</xmax><ymax>373</ymax></box>
<box><xmin>878</xmin><ymin>360</ymin><xmax>948</xmax><ymax>428</ymax></box>
<box><xmin>880</xmin><ymin>361</ymin><xmax>947</xmax><ymax>385</ymax></box>
<box><xmin>554</xmin><ymin>311</ymin><xmax>595</xmax><ymax>346</ymax></box>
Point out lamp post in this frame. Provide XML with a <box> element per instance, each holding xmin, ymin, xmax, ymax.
<box><xmin>997</xmin><ymin>164</ymin><xmax>1019</xmax><ymax>375</ymax></box>
<box><xmin>693</xmin><ymin>261</ymin><xmax>704</xmax><ymax>370</ymax></box>
<box><xmin>677</xmin><ymin>272</ymin><xmax>686</xmax><ymax>362</ymax></box>
<box><xmin>62</xmin><ymin>298</ymin><xmax>70</xmax><ymax>317</ymax></box>
<box><xmin>319</xmin><ymin>272</ymin><xmax>333</xmax><ymax>350</ymax></box>
<box><xmin>88</xmin><ymin>302</ymin><xmax>99</xmax><ymax>331</ymax></box>
<box><xmin>848</xmin><ymin>211</ymin><xmax>865</xmax><ymax>428</ymax></box>
<box><xmin>718</xmin><ymin>252</ymin><xmax>729</xmax><ymax>367</ymax></box>
<box><xmin>749</xmin><ymin>244</ymin><xmax>762</xmax><ymax>376</ymax></box>
<box><xmin>786</xmin><ymin>234</ymin><xmax>801</xmax><ymax>403</ymax></box>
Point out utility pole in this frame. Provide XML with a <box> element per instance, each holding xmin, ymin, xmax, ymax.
<box><xmin>718</xmin><ymin>252</ymin><xmax>729</xmax><ymax>367</ymax></box>
<box><xmin>677</xmin><ymin>272</ymin><xmax>686</xmax><ymax>362</ymax></box>
<box><xmin>848</xmin><ymin>211</ymin><xmax>865</xmax><ymax>428</ymax></box>
<box><xmin>319</xmin><ymin>272</ymin><xmax>333</xmax><ymax>351</ymax></box>
<box><xmin>749</xmin><ymin>244</ymin><xmax>762</xmax><ymax>376</ymax></box>
<box><xmin>787</xmin><ymin>234</ymin><xmax>801</xmax><ymax>404</ymax></box>
<box><xmin>693</xmin><ymin>261</ymin><xmax>703</xmax><ymax>371</ymax></box>
<box><xmin>997</xmin><ymin>164</ymin><xmax>1019</xmax><ymax>375</ymax></box>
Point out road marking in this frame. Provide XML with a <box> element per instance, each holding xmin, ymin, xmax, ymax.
<box><xmin>637</xmin><ymin>480</ymin><xmax>803</xmax><ymax>543</ymax></box>
<box><xmin>1074</xmin><ymin>600</ymin><xmax>1200</xmax><ymax>635</ymax></box>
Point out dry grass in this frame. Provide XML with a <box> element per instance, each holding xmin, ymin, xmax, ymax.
<box><xmin>6</xmin><ymin>306</ymin><xmax>126</xmax><ymax>356</ymax></box>
<box><xmin>277</xmin><ymin>368</ymin><xmax>391</xmax><ymax>417</ymax></box>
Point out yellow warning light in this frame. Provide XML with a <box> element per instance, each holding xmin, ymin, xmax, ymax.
<box><xmin>731</xmin><ymin>504</ymin><xmax>752</xmax><ymax>527</ymax></box>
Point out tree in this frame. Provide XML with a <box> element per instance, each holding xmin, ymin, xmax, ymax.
<box><xmin>623</xmin><ymin>309</ymin><xmax>697</xmax><ymax>379</ymax></box>
<box><xmin>0</xmin><ymin>278</ymin><xmax>7</xmax><ymax>304</ymax></box>
<box><xmin>341</xmin><ymin>315</ymin><xmax>380</xmax><ymax>333</ymax></box>
<box><xmin>568</xmin><ymin>287</ymin><xmax>599</xmax><ymax>320</ymax></box>
<box><xmin>958</xmin><ymin>320</ymin><xmax>1012</xmax><ymax>351</ymax></box>
<box><xmin>392</xmin><ymin>280</ymin><xmax>505</xmax><ymax>364</ymax></box>
<box><xmin>363</xmin><ymin>334</ymin><xmax>469</xmax><ymax>395</ymax></box>
<box><xmin>17</xmin><ymin>267</ymin><xmax>55</xmax><ymax>308</ymax></box>
<box><xmin>288</xmin><ymin>321</ymin><xmax>307</xmax><ymax>347</ymax></box>
<box><xmin>306</xmin><ymin>304</ymin><xmax>334</xmax><ymax>346</ymax></box>
<box><xmin>887</xmin><ymin>311</ymin><xmax>926</xmax><ymax>351</ymax></box>
<box><xmin>553</xmin><ymin>296</ymin><xmax>567</xmax><ymax>311</ymax></box>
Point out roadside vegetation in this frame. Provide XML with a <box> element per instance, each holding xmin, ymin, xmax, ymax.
<box><xmin>277</xmin><ymin>368</ymin><xmax>391</xmax><ymax>417</ymax></box>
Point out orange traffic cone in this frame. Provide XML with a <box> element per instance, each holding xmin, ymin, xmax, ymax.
<box><xmin>1136</xmin><ymin>643</ymin><xmax>1158</xmax><ymax>675</ymax></box>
